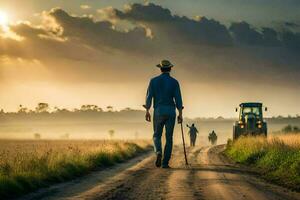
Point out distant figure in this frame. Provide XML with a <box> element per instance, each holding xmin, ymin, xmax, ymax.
<box><xmin>187</xmin><ymin>124</ymin><xmax>198</xmax><ymax>147</ymax></box>
<box><xmin>144</xmin><ymin>60</ymin><xmax>183</xmax><ymax>169</ymax></box>
<box><xmin>208</xmin><ymin>130</ymin><xmax>218</xmax><ymax>145</ymax></box>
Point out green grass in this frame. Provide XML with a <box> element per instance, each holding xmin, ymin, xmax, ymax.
<box><xmin>226</xmin><ymin>135</ymin><xmax>300</xmax><ymax>191</ymax></box>
<box><xmin>0</xmin><ymin>140</ymin><xmax>151</xmax><ymax>199</ymax></box>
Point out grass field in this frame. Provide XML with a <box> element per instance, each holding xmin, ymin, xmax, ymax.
<box><xmin>0</xmin><ymin>140</ymin><xmax>151</xmax><ymax>199</ymax></box>
<box><xmin>226</xmin><ymin>134</ymin><xmax>300</xmax><ymax>191</ymax></box>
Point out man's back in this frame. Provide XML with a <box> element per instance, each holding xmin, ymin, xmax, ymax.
<box><xmin>146</xmin><ymin>73</ymin><xmax>182</xmax><ymax>116</ymax></box>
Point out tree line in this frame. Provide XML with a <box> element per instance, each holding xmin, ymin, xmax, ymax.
<box><xmin>0</xmin><ymin>103</ymin><xmax>138</xmax><ymax>114</ymax></box>
<box><xmin>282</xmin><ymin>125</ymin><xmax>300</xmax><ymax>134</ymax></box>
<box><xmin>0</xmin><ymin>103</ymin><xmax>299</xmax><ymax>120</ymax></box>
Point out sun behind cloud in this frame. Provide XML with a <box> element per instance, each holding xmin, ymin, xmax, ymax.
<box><xmin>0</xmin><ymin>10</ymin><xmax>8</xmax><ymax>26</ymax></box>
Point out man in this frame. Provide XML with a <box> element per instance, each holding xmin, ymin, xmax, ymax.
<box><xmin>208</xmin><ymin>130</ymin><xmax>218</xmax><ymax>145</ymax></box>
<box><xmin>144</xmin><ymin>60</ymin><xmax>183</xmax><ymax>168</ymax></box>
<box><xmin>187</xmin><ymin>124</ymin><xmax>198</xmax><ymax>147</ymax></box>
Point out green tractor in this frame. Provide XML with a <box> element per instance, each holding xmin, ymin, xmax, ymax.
<box><xmin>233</xmin><ymin>102</ymin><xmax>267</xmax><ymax>140</ymax></box>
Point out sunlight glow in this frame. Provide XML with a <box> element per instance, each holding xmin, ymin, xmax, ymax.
<box><xmin>0</xmin><ymin>10</ymin><xmax>19</xmax><ymax>40</ymax></box>
<box><xmin>0</xmin><ymin>10</ymin><xmax>8</xmax><ymax>26</ymax></box>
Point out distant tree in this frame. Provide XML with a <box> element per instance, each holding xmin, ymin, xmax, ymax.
<box><xmin>282</xmin><ymin>125</ymin><xmax>300</xmax><ymax>133</ymax></box>
<box><xmin>57</xmin><ymin>108</ymin><xmax>70</xmax><ymax>113</ymax></box>
<box><xmin>80</xmin><ymin>105</ymin><xmax>87</xmax><ymax>111</ymax></box>
<box><xmin>282</xmin><ymin>125</ymin><xmax>293</xmax><ymax>133</ymax></box>
<box><xmin>93</xmin><ymin>105</ymin><xmax>103</xmax><ymax>112</ymax></box>
<box><xmin>293</xmin><ymin>126</ymin><xmax>300</xmax><ymax>133</ymax></box>
<box><xmin>108</xmin><ymin>129</ymin><xmax>115</xmax><ymax>139</ymax></box>
<box><xmin>18</xmin><ymin>105</ymin><xmax>28</xmax><ymax>113</ymax></box>
<box><xmin>53</xmin><ymin>106</ymin><xmax>60</xmax><ymax>113</ymax></box>
<box><xmin>80</xmin><ymin>105</ymin><xmax>103</xmax><ymax>112</ymax></box>
<box><xmin>35</xmin><ymin>103</ymin><xmax>49</xmax><ymax>113</ymax></box>
<box><xmin>73</xmin><ymin>108</ymin><xmax>80</xmax><ymax>112</ymax></box>
<box><xmin>28</xmin><ymin>109</ymin><xmax>35</xmax><ymax>114</ymax></box>
<box><xmin>34</xmin><ymin>133</ymin><xmax>41</xmax><ymax>139</ymax></box>
<box><xmin>124</xmin><ymin>107</ymin><xmax>132</xmax><ymax>111</ymax></box>
<box><xmin>106</xmin><ymin>106</ymin><xmax>113</xmax><ymax>112</ymax></box>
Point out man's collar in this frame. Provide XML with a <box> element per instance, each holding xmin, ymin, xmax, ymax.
<box><xmin>161</xmin><ymin>72</ymin><xmax>170</xmax><ymax>76</ymax></box>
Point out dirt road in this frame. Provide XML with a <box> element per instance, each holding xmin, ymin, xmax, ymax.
<box><xmin>23</xmin><ymin>145</ymin><xmax>300</xmax><ymax>200</ymax></box>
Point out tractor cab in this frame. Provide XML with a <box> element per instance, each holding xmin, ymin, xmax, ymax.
<box><xmin>233</xmin><ymin>102</ymin><xmax>267</xmax><ymax>140</ymax></box>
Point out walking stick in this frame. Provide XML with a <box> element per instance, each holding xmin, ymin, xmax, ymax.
<box><xmin>180</xmin><ymin>121</ymin><xmax>189</xmax><ymax>165</ymax></box>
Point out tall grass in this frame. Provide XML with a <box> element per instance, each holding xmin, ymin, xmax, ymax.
<box><xmin>0</xmin><ymin>140</ymin><xmax>151</xmax><ymax>199</ymax></box>
<box><xmin>226</xmin><ymin>134</ymin><xmax>300</xmax><ymax>191</ymax></box>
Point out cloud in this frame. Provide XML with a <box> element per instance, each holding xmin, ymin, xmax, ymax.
<box><xmin>48</xmin><ymin>8</ymin><xmax>154</xmax><ymax>54</ymax></box>
<box><xmin>281</xmin><ymin>31</ymin><xmax>300</xmax><ymax>51</ymax></box>
<box><xmin>229</xmin><ymin>22</ymin><xmax>264</xmax><ymax>45</ymax></box>
<box><xmin>0</xmin><ymin>3</ymin><xmax>299</xmax><ymax>88</ymax></box>
<box><xmin>110</xmin><ymin>3</ymin><xmax>300</xmax><ymax>51</ymax></box>
<box><xmin>112</xmin><ymin>3</ymin><xmax>233</xmax><ymax>46</ymax></box>
<box><xmin>229</xmin><ymin>21</ymin><xmax>300</xmax><ymax>52</ymax></box>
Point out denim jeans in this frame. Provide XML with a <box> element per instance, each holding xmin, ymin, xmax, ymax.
<box><xmin>153</xmin><ymin>115</ymin><xmax>176</xmax><ymax>166</ymax></box>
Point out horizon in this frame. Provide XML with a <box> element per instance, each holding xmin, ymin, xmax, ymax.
<box><xmin>1</xmin><ymin>103</ymin><xmax>299</xmax><ymax>119</ymax></box>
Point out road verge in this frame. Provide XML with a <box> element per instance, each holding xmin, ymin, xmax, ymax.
<box><xmin>225</xmin><ymin>135</ymin><xmax>300</xmax><ymax>191</ymax></box>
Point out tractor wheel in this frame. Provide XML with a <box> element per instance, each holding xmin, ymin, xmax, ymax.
<box><xmin>263</xmin><ymin>123</ymin><xmax>268</xmax><ymax>137</ymax></box>
<box><xmin>233</xmin><ymin>126</ymin><xmax>239</xmax><ymax>140</ymax></box>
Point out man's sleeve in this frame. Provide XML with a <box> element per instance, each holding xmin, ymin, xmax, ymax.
<box><xmin>174</xmin><ymin>81</ymin><xmax>183</xmax><ymax>110</ymax></box>
<box><xmin>145</xmin><ymin>80</ymin><xmax>153</xmax><ymax>109</ymax></box>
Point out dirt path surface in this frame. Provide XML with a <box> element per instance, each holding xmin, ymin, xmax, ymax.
<box><xmin>22</xmin><ymin>145</ymin><xmax>300</xmax><ymax>200</ymax></box>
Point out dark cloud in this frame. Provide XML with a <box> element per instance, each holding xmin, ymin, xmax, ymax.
<box><xmin>113</xmin><ymin>3</ymin><xmax>232</xmax><ymax>46</ymax></box>
<box><xmin>229</xmin><ymin>22</ymin><xmax>263</xmax><ymax>45</ymax></box>
<box><xmin>115</xmin><ymin>3</ymin><xmax>173</xmax><ymax>22</ymax></box>
<box><xmin>261</xmin><ymin>27</ymin><xmax>281</xmax><ymax>46</ymax></box>
<box><xmin>49</xmin><ymin>8</ymin><xmax>154</xmax><ymax>54</ymax></box>
<box><xmin>229</xmin><ymin>21</ymin><xmax>300</xmax><ymax>50</ymax></box>
<box><xmin>229</xmin><ymin>22</ymin><xmax>281</xmax><ymax>46</ymax></box>
<box><xmin>111</xmin><ymin>3</ymin><xmax>300</xmax><ymax>52</ymax></box>
<box><xmin>281</xmin><ymin>31</ymin><xmax>300</xmax><ymax>51</ymax></box>
<box><xmin>229</xmin><ymin>22</ymin><xmax>298</xmax><ymax>48</ymax></box>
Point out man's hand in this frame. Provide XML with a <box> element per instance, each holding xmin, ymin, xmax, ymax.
<box><xmin>177</xmin><ymin>108</ymin><xmax>183</xmax><ymax>124</ymax></box>
<box><xmin>177</xmin><ymin>114</ymin><xmax>183</xmax><ymax>124</ymax></box>
<box><xmin>145</xmin><ymin>110</ymin><xmax>151</xmax><ymax>122</ymax></box>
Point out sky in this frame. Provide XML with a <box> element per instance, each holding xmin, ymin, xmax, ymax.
<box><xmin>0</xmin><ymin>0</ymin><xmax>299</xmax><ymax>117</ymax></box>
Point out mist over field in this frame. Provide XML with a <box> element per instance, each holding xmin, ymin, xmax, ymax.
<box><xmin>1</xmin><ymin>105</ymin><xmax>299</xmax><ymax>145</ymax></box>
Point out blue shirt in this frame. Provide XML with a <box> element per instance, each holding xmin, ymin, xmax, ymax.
<box><xmin>145</xmin><ymin>73</ymin><xmax>183</xmax><ymax>116</ymax></box>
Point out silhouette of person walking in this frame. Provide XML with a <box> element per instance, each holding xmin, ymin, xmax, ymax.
<box><xmin>187</xmin><ymin>124</ymin><xmax>198</xmax><ymax>147</ymax></box>
<box><xmin>208</xmin><ymin>130</ymin><xmax>218</xmax><ymax>145</ymax></box>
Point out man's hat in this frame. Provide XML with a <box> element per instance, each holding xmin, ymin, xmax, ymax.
<box><xmin>156</xmin><ymin>60</ymin><xmax>174</xmax><ymax>68</ymax></box>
